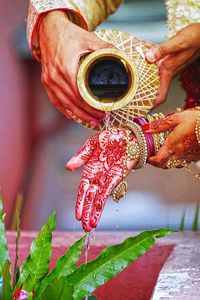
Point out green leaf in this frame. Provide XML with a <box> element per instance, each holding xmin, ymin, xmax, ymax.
<box><xmin>0</xmin><ymin>278</ymin><xmax>3</xmax><ymax>300</ymax></box>
<box><xmin>0</xmin><ymin>194</ymin><xmax>10</xmax><ymax>276</ymax></box>
<box><xmin>179</xmin><ymin>209</ymin><xmax>186</xmax><ymax>231</ymax></box>
<box><xmin>2</xmin><ymin>260</ymin><xmax>12</xmax><ymax>300</ymax></box>
<box><xmin>192</xmin><ymin>203</ymin><xmax>199</xmax><ymax>232</ymax></box>
<box><xmin>67</xmin><ymin>229</ymin><xmax>175</xmax><ymax>300</ymax></box>
<box><xmin>35</xmin><ymin>235</ymin><xmax>86</xmax><ymax>299</ymax></box>
<box><xmin>15</xmin><ymin>212</ymin><xmax>56</xmax><ymax>292</ymax></box>
<box><xmin>40</xmin><ymin>278</ymin><xmax>74</xmax><ymax>300</ymax></box>
<box><xmin>13</xmin><ymin>210</ymin><xmax>21</xmax><ymax>287</ymax></box>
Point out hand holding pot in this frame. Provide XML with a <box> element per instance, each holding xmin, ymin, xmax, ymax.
<box><xmin>39</xmin><ymin>11</ymin><xmax>111</xmax><ymax>125</ymax></box>
<box><xmin>145</xmin><ymin>23</ymin><xmax>200</xmax><ymax>106</ymax></box>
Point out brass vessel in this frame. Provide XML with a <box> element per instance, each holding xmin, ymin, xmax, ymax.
<box><xmin>77</xmin><ymin>48</ymin><xmax>139</xmax><ymax>112</ymax></box>
<box><xmin>77</xmin><ymin>29</ymin><xmax>160</xmax><ymax>131</ymax></box>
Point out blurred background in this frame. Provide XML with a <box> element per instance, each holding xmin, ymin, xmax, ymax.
<box><xmin>0</xmin><ymin>0</ymin><xmax>199</xmax><ymax>231</ymax></box>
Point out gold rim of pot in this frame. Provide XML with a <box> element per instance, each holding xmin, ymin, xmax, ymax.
<box><xmin>77</xmin><ymin>48</ymin><xmax>139</xmax><ymax>112</ymax></box>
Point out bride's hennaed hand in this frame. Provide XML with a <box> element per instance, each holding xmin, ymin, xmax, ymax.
<box><xmin>39</xmin><ymin>11</ymin><xmax>111</xmax><ymax>125</ymax></box>
<box><xmin>66</xmin><ymin>128</ymin><xmax>137</xmax><ymax>232</ymax></box>
<box><xmin>145</xmin><ymin>23</ymin><xmax>200</xmax><ymax>106</ymax></box>
<box><xmin>143</xmin><ymin>109</ymin><xmax>200</xmax><ymax>168</ymax></box>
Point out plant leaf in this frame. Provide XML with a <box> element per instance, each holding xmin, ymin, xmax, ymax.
<box><xmin>35</xmin><ymin>235</ymin><xmax>86</xmax><ymax>299</ymax></box>
<box><xmin>15</xmin><ymin>212</ymin><xmax>56</xmax><ymax>293</ymax></box>
<box><xmin>0</xmin><ymin>277</ymin><xmax>3</xmax><ymax>300</ymax></box>
<box><xmin>192</xmin><ymin>203</ymin><xmax>199</xmax><ymax>231</ymax></box>
<box><xmin>67</xmin><ymin>229</ymin><xmax>175</xmax><ymax>300</ymax></box>
<box><xmin>0</xmin><ymin>194</ymin><xmax>10</xmax><ymax>276</ymax></box>
<box><xmin>40</xmin><ymin>278</ymin><xmax>74</xmax><ymax>300</ymax></box>
<box><xmin>13</xmin><ymin>210</ymin><xmax>21</xmax><ymax>287</ymax></box>
<box><xmin>179</xmin><ymin>209</ymin><xmax>186</xmax><ymax>231</ymax></box>
<box><xmin>2</xmin><ymin>260</ymin><xmax>12</xmax><ymax>300</ymax></box>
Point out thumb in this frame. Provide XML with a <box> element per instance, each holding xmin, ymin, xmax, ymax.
<box><xmin>66</xmin><ymin>135</ymin><xmax>97</xmax><ymax>171</ymax></box>
<box><xmin>142</xmin><ymin>114</ymin><xmax>180</xmax><ymax>133</ymax></box>
<box><xmin>145</xmin><ymin>32</ymin><xmax>187</xmax><ymax>63</ymax></box>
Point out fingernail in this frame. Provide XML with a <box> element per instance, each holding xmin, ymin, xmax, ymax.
<box><xmin>90</xmin><ymin>120</ymin><xmax>99</xmax><ymax>127</ymax></box>
<box><xmin>142</xmin><ymin>124</ymin><xmax>150</xmax><ymax>131</ymax></box>
<box><xmin>145</xmin><ymin>50</ymin><xmax>156</xmax><ymax>63</ymax></box>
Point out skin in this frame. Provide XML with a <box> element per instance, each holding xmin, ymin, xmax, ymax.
<box><xmin>144</xmin><ymin>109</ymin><xmax>200</xmax><ymax>168</ymax></box>
<box><xmin>145</xmin><ymin>23</ymin><xmax>200</xmax><ymax>106</ymax></box>
<box><xmin>39</xmin><ymin>11</ymin><xmax>112</xmax><ymax>125</ymax></box>
<box><xmin>66</xmin><ymin>128</ymin><xmax>137</xmax><ymax>232</ymax></box>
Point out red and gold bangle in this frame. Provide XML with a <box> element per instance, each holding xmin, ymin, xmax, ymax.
<box><xmin>124</xmin><ymin>122</ymin><xmax>148</xmax><ymax>169</ymax></box>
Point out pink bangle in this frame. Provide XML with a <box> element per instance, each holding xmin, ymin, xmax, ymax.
<box><xmin>133</xmin><ymin>117</ymin><xmax>155</xmax><ymax>157</ymax></box>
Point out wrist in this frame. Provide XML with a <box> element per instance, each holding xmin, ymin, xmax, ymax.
<box><xmin>41</xmin><ymin>10</ymin><xmax>69</xmax><ymax>26</ymax></box>
<box><xmin>39</xmin><ymin>10</ymin><xmax>70</xmax><ymax>44</ymax></box>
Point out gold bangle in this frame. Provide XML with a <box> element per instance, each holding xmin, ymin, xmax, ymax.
<box><xmin>125</xmin><ymin>129</ymin><xmax>140</xmax><ymax>161</ymax></box>
<box><xmin>195</xmin><ymin>114</ymin><xmax>200</xmax><ymax>145</ymax></box>
<box><xmin>124</xmin><ymin>122</ymin><xmax>148</xmax><ymax>169</ymax></box>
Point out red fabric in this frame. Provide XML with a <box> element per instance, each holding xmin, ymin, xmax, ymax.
<box><xmin>180</xmin><ymin>58</ymin><xmax>200</xmax><ymax>109</ymax></box>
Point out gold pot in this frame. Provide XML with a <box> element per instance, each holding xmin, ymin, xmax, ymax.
<box><xmin>77</xmin><ymin>29</ymin><xmax>160</xmax><ymax>131</ymax></box>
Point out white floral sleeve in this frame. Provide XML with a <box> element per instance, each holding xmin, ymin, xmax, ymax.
<box><xmin>166</xmin><ymin>0</ymin><xmax>200</xmax><ymax>36</ymax></box>
<box><xmin>27</xmin><ymin>0</ymin><xmax>123</xmax><ymax>60</ymax></box>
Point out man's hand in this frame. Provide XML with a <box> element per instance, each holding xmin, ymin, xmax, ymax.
<box><xmin>145</xmin><ymin>23</ymin><xmax>200</xmax><ymax>106</ymax></box>
<box><xmin>39</xmin><ymin>11</ymin><xmax>111</xmax><ymax>125</ymax></box>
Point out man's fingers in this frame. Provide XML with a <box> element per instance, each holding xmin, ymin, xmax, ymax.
<box><xmin>143</xmin><ymin>114</ymin><xmax>180</xmax><ymax>133</ymax></box>
<box><xmin>154</xmin><ymin>68</ymin><xmax>172</xmax><ymax>105</ymax></box>
<box><xmin>50</xmin><ymin>85</ymin><xmax>100</xmax><ymax>125</ymax></box>
<box><xmin>66</xmin><ymin>135</ymin><xmax>98</xmax><ymax>171</ymax></box>
<box><xmin>145</xmin><ymin>31</ymin><xmax>188</xmax><ymax>63</ymax></box>
<box><xmin>75</xmin><ymin>178</ymin><xmax>90</xmax><ymax>221</ymax></box>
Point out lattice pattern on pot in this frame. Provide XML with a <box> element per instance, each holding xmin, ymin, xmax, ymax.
<box><xmin>88</xmin><ymin>29</ymin><xmax>160</xmax><ymax>131</ymax></box>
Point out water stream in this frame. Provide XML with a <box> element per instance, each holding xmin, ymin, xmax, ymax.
<box><xmin>84</xmin><ymin>111</ymin><xmax>113</xmax><ymax>300</ymax></box>
<box><xmin>84</xmin><ymin>230</ymin><xmax>95</xmax><ymax>300</ymax></box>
<box><xmin>105</xmin><ymin>111</ymin><xmax>111</xmax><ymax>131</ymax></box>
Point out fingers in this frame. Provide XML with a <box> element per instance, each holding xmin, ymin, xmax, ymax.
<box><xmin>148</xmin><ymin>151</ymin><xmax>172</xmax><ymax>169</ymax></box>
<box><xmin>143</xmin><ymin>114</ymin><xmax>180</xmax><ymax>133</ymax></box>
<box><xmin>66</xmin><ymin>134</ymin><xmax>98</xmax><ymax>171</ymax></box>
<box><xmin>155</xmin><ymin>68</ymin><xmax>172</xmax><ymax>105</ymax></box>
<box><xmin>90</xmin><ymin>174</ymin><xmax>121</xmax><ymax>229</ymax></box>
<box><xmin>75</xmin><ymin>178</ymin><xmax>90</xmax><ymax>220</ymax></box>
<box><xmin>46</xmin><ymin>81</ymin><xmax>100</xmax><ymax>125</ymax></box>
<box><xmin>64</xmin><ymin>54</ymin><xmax>105</xmax><ymax>120</ymax></box>
<box><xmin>141</xmin><ymin>40</ymin><xmax>157</xmax><ymax>49</ymax></box>
<box><xmin>81</xmin><ymin>184</ymin><xmax>99</xmax><ymax>232</ymax></box>
<box><xmin>145</xmin><ymin>31</ymin><xmax>188</xmax><ymax>63</ymax></box>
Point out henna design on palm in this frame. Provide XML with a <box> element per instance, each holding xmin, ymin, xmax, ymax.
<box><xmin>66</xmin><ymin>128</ymin><xmax>138</xmax><ymax>232</ymax></box>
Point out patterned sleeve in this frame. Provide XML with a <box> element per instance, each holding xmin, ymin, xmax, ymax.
<box><xmin>27</xmin><ymin>0</ymin><xmax>123</xmax><ymax>60</ymax></box>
